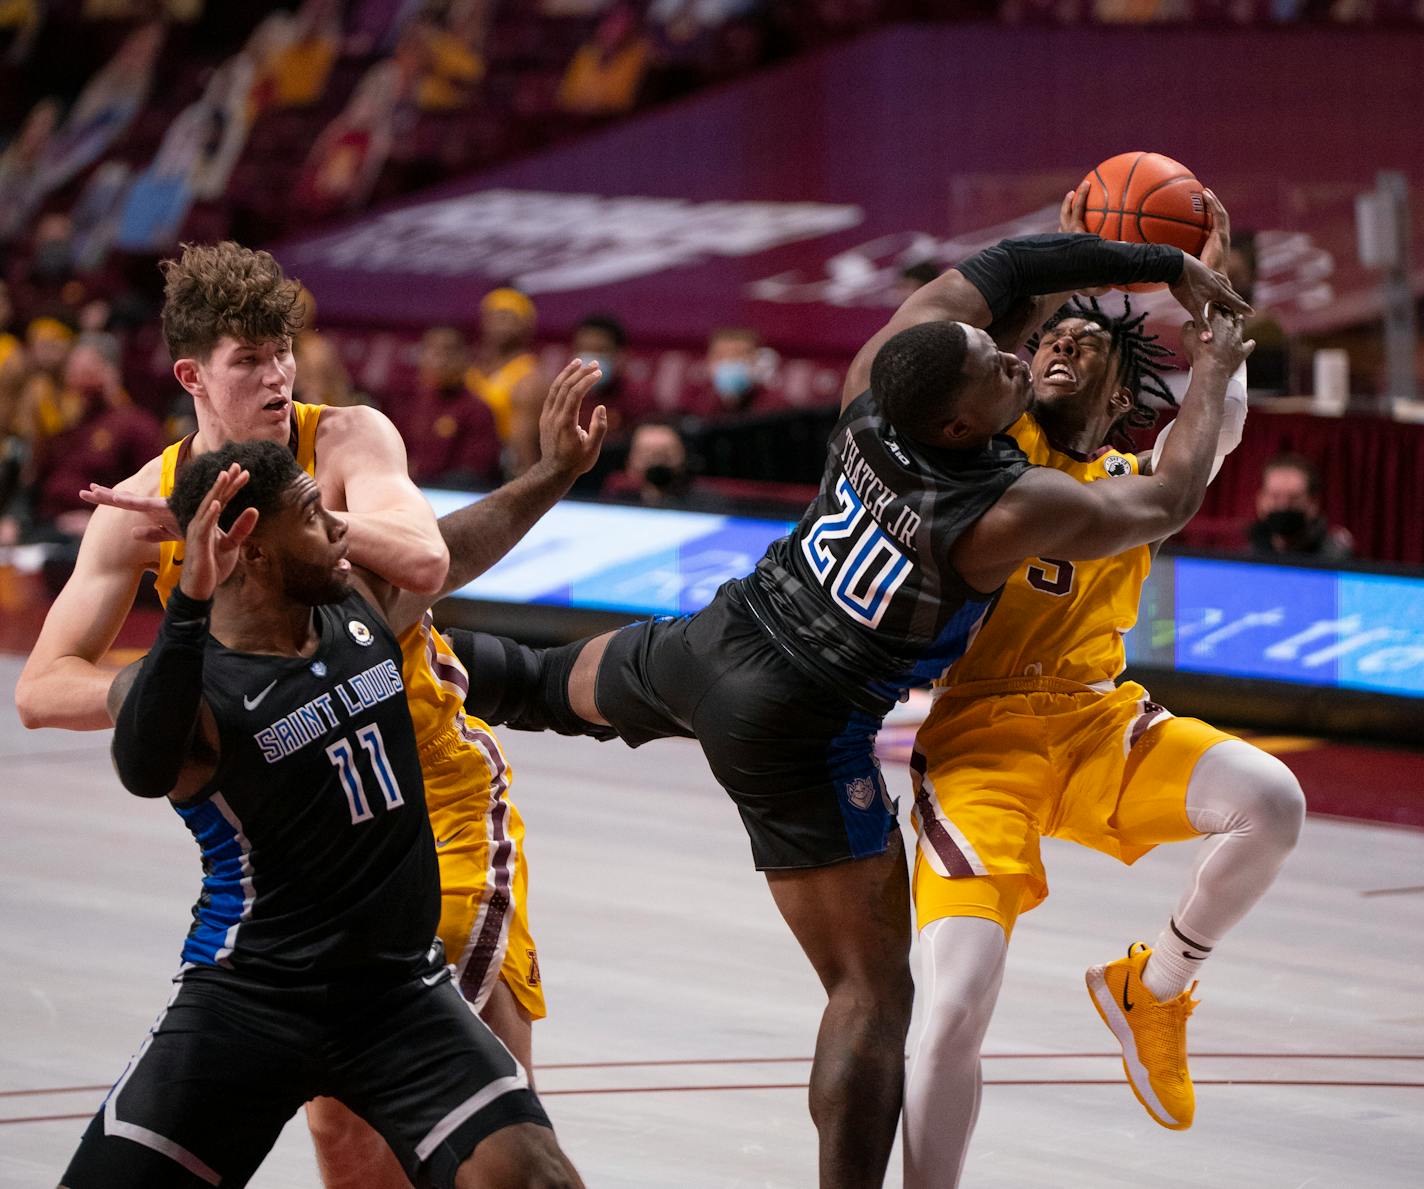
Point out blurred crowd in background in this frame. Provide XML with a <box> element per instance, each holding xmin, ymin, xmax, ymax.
<box><xmin>0</xmin><ymin>0</ymin><xmax>1416</xmax><ymax>571</ymax></box>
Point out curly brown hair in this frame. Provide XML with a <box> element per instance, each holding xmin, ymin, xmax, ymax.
<box><xmin>159</xmin><ymin>242</ymin><xmax>305</xmax><ymax>362</ymax></box>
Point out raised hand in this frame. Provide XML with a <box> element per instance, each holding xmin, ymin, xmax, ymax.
<box><xmin>1170</xmin><ymin>253</ymin><xmax>1253</xmax><ymax>342</ymax></box>
<box><xmin>1059</xmin><ymin>179</ymin><xmax>1090</xmax><ymax>234</ymax></box>
<box><xmin>1198</xmin><ymin>188</ymin><xmax>1232</xmax><ymax>276</ymax></box>
<box><xmin>80</xmin><ymin>483</ymin><xmax>183</xmax><ymax>543</ymax></box>
<box><xmin>537</xmin><ymin>358</ymin><xmax>608</xmax><ymax>481</ymax></box>
<box><xmin>1181</xmin><ymin>307</ymin><xmax>1255</xmax><ymax>376</ymax></box>
<box><xmin>1059</xmin><ymin>179</ymin><xmax>1111</xmax><ymax>297</ymax></box>
<box><xmin>178</xmin><ymin>464</ymin><xmax>259</xmax><ymax>601</ymax></box>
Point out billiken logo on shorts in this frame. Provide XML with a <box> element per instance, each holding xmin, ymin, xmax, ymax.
<box><xmin>845</xmin><ymin>776</ymin><xmax>879</xmax><ymax>811</ymax></box>
<box><xmin>1103</xmin><ymin>455</ymin><xmax>1132</xmax><ymax>478</ymax></box>
<box><xmin>347</xmin><ymin>619</ymin><xmax>374</xmax><ymax>646</ymax></box>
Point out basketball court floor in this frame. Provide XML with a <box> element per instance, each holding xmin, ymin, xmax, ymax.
<box><xmin>2</xmin><ymin>654</ymin><xmax>1420</xmax><ymax>1188</ymax></box>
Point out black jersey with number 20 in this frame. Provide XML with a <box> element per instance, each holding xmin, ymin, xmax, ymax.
<box><xmin>172</xmin><ymin>590</ymin><xmax>437</xmax><ymax>983</ymax></box>
<box><xmin>737</xmin><ymin>390</ymin><xmax>1032</xmax><ymax>713</ymax></box>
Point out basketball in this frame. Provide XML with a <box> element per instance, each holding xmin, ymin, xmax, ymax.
<box><xmin>1081</xmin><ymin>151</ymin><xmax>1210</xmax><ymax>291</ymax></box>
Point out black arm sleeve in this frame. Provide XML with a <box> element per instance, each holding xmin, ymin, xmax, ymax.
<box><xmin>111</xmin><ymin>588</ymin><xmax>213</xmax><ymax>798</ymax></box>
<box><xmin>957</xmin><ymin>233</ymin><xmax>1184</xmax><ymax>322</ymax></box>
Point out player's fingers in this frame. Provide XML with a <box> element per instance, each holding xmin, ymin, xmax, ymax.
<box><xmin>571</xmin><ymin>367</ymin><xmax>601</xmax><ymax>404</ymax></box>
<box><xmin>224</xmin><ymin>506</ymin><xmax>260</xmax><ymax>547</ymax></box>
<box><xmin>554</xmin><ymin>360</ymin><xmax>595</xmax><ymax>410</ymax></box>
<box><xmin>1073</xmin><ymin>179</ymin><xmax>1090</xmax><ymax>224</ymax></box>
<box><xmin>1059</xmin><ymin>189</ymin><xmax>1075</xmax><ymax>231</ymax></box>
<box><xmin>552</xmin><ymin>358</ymin><xmax>582</xmax><ymax>396</ymax></box>
<box><xmin>1209</xmin><ymin>273</ymin><xmax>1252</xmax><ymax>318</ymax></box>
<box><xmin>195</xmin><ymin>496</ymin><xmax>221</xmax><ymax>536</ymax></box>
<box><xmin>1204</xmin><ymin>188</ymin><xmax>1230</xmax><ymax>235</ymax></box>
<box><xmin>587</xmin><ymin>405</ymin><xmax>609</xmax><ymax>453</ymax></box>
<box><xmin>212</xmin><ymin>465</ymin><xmax>248</xmax><ymax>509</ymax></box>
<box><xmin>1242</xmin><ymin>338</ymin><xmax>1257</xmax><ymax>359</ymax></box>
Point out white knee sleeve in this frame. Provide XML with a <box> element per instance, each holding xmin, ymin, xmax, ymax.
<box><xmin>1185</xmin><ymin>739</ymin><xmax>1306</xmax><ymax>847</ymax></box>
<box><xmin>1174</xmin><ymin>739</ymin><xmax>1306</xmax><ymax>944</ymax></box>
<box><xmin>903</xmin><ymin>916</ymin><xmax>1010</xmax><ymax>1189</ymax></box>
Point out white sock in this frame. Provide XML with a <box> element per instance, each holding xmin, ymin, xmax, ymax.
<box><xmin>1140</xmin><ymin>739</ymin><xmax>1304</xmax><ymax>1002</ymax></box>
<box><xmin>1142</xmin><ymin>917</ymin><xmax>1215</xmax><ymax>1001</ymax></box>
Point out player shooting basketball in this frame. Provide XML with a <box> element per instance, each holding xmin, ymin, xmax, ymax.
<box><xmin>899</xmin><ymin>185</ymin><xmax>1305</xmax><ymax>1188</ymax></box>
<box><xmin>420</xmin><ymin>225</ymin><xmax>1250</xmax><ymax>1187</ymax></box>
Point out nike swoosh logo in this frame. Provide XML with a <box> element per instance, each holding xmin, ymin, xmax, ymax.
<box><xmin>1122</xmin><ymin>977</ymin><xmax>1134</xmax><ymax>1013</ymax></box>
<box><xmin>243</xmin><ymin>680</ymin><xmax>279</xmax><ymax>711</ymax></box>
<box><xmin>434</xmin><ymin>826</ymin><xmax>470</xmax><ymax>849</ymax></box>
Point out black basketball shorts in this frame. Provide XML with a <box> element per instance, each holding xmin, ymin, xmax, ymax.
<box><xmin>595</xmin><ymin>585</ymin><xmax>897</xmax><ymax>870</ymax></box>
<box><xmin>61</xmin><ymin>953</ymin><xmax>549</xmax><ymax>1189</ymax></box>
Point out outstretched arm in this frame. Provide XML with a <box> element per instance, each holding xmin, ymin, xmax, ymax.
<box><xmin>320</xmin><ymin>404</ymin><xmax>450</xmax><ymax>595</ymax></box>
<box><xmin>16</xmin><ymin>462</ymin><xmax>163</xmax><ymax>730</ymax></box>
<box><xmin>380</xmin><ymin>360</ymin><xmax>606</xmax><ymax>634</ymax></box>
<box><xmin>843</xmin><ymin>218</ymin><xmax>1249</xmax><ymax>407</ymax></box>
<box><xmin>952</xmin><ymin>307</ymin><xmax>1254</xmax><ymax>591</ymax></box>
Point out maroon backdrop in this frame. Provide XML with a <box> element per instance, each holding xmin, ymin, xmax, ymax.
<box><xmin>272</xmin><ymin>24</ymin><xmax>1424</xmax><ymax>352</ymax></box>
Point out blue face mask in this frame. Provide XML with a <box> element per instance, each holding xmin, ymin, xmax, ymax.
<box><xmin>712</xmin><ymin>359</ymin><xmax>755</xmax><ymax>401</ymax></box>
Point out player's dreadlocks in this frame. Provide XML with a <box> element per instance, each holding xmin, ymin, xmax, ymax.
<box><xmin>1028</xmin><ymin>295</ymin><xmax>1176</xmax><ymax>451</ymax></box>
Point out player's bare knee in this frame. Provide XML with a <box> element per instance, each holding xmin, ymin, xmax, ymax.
<box><xmin>828</xmin><ymin>971</ymin><xmax>913</xmax><ymax>1044</ymax></box>
<box><xmin>458</xmin><ymin>1123</ymin><xmax>579</xmax><ymax>1189</ymax></box>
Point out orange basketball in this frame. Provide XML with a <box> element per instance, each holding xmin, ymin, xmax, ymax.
<box><xmin>1080</xmin><ymin>152</ymin><xmax>1210</xmax><ymax>292</ymax></box>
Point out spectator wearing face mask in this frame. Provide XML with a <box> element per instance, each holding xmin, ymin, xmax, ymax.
<box><xmin>684</xmin><ymin>326</ymin><xmax>777</xmax><ymax>420</ymax></box>
<box><xmin>1247</xmin><ymin>452</ymin><xmax>1353</xmax><ymax>561</ymax></box>
<box><xmin>569</xmin><ymin>312</ymin><xmax>651</xmax><ymax>435</ymax></box>
<box><xmin>602</xmin><ymin>419</ymin><xmax>717</xmax><ymax>509</ymax></box>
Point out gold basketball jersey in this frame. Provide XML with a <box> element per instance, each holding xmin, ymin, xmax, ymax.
<box><xmin>154</xmin><ymin>402</ymin><xmax>324</xmax><ymax>606</ymax></box>
<box><xmin>466</xmin><ymin>352</ymin><xmax>537</xmax><ymax>443</ymax></box>
<box><xmin>941</xmin><ymin>413</ymin><xmax>1149</xmax><ymax>691</ymax></box>
<box><xmin>153</xmin><ymin>400</ymin><xmax>472</xmax><ymax>752</ymax></box>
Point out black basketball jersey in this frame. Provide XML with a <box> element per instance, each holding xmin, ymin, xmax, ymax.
<box><xmin>736</xmin><ymin>391</ymin><xmax>1032</xmax><ymax>713</ymax></box>
<box><xmin>173</xmin><ymin>590</ymin><xmax>438</xmax><ymax>983</ymax></box>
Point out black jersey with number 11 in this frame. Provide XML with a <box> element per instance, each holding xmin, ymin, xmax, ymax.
<box><xmin>736</xmin><ymin>390</ymin><xmax>1032</xmax><ymax>714</ymax></box>
<box><xmin>172</xmin><ymin>590</ymin><xmax>438</xmax><ymax>983</ymax></box>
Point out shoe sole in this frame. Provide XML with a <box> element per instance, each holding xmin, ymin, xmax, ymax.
<box><xmin>1084</xmin><ymin>964</ymin><xmax>1191</xmax><ymax>1131</ymax></box>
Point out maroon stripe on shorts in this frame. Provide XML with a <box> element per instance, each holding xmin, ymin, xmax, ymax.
<box><xmin>912</xmin><ymin>765</ymin><xmax>976</xmax><ymax>878</ymax></box>
<box><xmin>431</xmin><ymin>649</ymin><xmax>470</xmax><ymax>700</ymax></box>
<box><xmin>456</xmin><ymin>721</ymin><xmax>514</xmax><ymax>1004</ymax></box>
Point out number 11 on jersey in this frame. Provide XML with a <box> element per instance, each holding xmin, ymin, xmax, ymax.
<box><xmin>326</xmin><ymin>723</ymin><xmax>405</xmax><ymax>825</ymax></box>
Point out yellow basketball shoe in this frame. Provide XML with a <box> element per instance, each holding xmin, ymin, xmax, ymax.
<box><xmin>1085</xmin><ymin>942</ymin><xmax>1199</xmax><ymax>1130</ymax></box>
